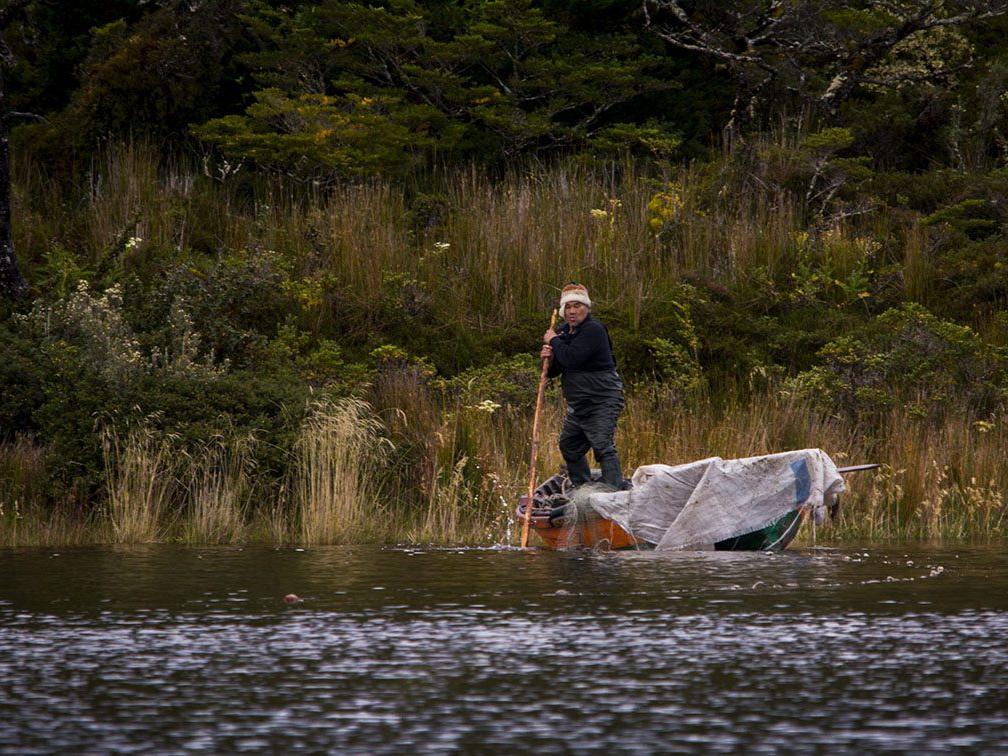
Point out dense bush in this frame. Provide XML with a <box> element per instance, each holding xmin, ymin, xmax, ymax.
<box><xmin>436</xmin><ymin>353</ymin><xmax>541</xmax><ymax>410</ymax></box>
<box><xmin>791</xmin><ymin>304</ymin><xmax>1008</xmax><ymax>419</ymax></box>
<box><xmin>0</xmin><ymin>279</ymin><xmax>317</xmax><ymax>496</ymax></box>
<box><xmin>135</xmin><ymin>251</ymin><xmax>301</xmax><ymax>368</ymax></box>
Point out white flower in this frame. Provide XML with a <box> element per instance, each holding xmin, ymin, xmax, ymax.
<box><xmin>470</xmin><ymin>399</ymin><xmax>501</xmax><ymax>414</ymax></box>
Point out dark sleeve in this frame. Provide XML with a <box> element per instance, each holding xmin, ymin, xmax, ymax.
<box><xmin>546</xmin><ymin>323</ymin><xmax>569</xmax><ymax>378</ymax></box>
<box><xmin>546</xmin><ymin>356</ymin><xmax>562</xmax><ymax>378</ymax></box>
<box><xmin>549</xmin><ymin>320</ymin><xmax>609</xmax><ymax>371</ymax></box>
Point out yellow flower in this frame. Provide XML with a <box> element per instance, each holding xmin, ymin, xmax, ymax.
<box><xmin>973</xmin><ymin>420</ymin><xmax>995</xmax><ymax>433</ymax></box>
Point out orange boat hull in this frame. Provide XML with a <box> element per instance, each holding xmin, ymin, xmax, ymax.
<box><xmin>530</xmin><ymin>514</ymin><xmax>642</xmax><ymax>550</ymax></box>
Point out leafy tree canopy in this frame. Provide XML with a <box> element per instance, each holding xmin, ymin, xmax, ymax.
<box><xmin>193</xmin><ymin>0</ymin><xmax>679</xmax><ymax>177</ymax></box>
<box><xmin>644</xmin><ymin>0</ymin><xmax>1008</xmax><ymax>144</ymax></box>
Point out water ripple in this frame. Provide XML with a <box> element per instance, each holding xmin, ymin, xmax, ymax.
<box><xmin>0</xmin><ymin>545</ymin><xmax>1006</xmax><ymax>752</ymax></box>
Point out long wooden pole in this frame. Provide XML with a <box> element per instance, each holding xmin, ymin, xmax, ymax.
<box><xmin>521</xmin><ymin>309</ymin><xmax>558</xmax><ymax>548</ymax></box>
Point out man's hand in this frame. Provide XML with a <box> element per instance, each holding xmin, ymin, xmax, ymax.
<box><xmin>540</xmin><ymin>344</ymin><xmax>553</xmax><ymax>359</ymax></box>
<box><xmin>543</xmin><ymin>327</ymin><xmax>557</xmax><ymax>343</ymax></box>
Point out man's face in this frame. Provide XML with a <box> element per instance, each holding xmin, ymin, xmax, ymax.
<box><xmin>564</xmin><ymin>301</ymin><xmax>589</xmax><ymax>327</ymax></box>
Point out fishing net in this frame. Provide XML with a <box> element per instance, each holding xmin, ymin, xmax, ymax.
<box><xmin>557</xmin><ymin>483</ymin><xmax>625</xmax><ymax>550</ymax></box>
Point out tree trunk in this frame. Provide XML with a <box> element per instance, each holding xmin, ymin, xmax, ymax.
<box><xmin>0</xmin><ymin>0</ymin><xmax>32</xmax><ymax>301</ymax></box>
<box><xmin>0</xmin><ymin>122</ymin><xmax>27</xmax><ymax>300</ymax></box>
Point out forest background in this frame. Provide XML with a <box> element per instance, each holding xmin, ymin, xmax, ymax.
<box><xmin>2</xmin><ymin>0</ymin><xmax>1008</xmax><ymax>546</ymax></box>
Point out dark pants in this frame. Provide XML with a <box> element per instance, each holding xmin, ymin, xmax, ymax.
<box><xmin>559</xmin><ymin>402</ymin><xmax>624</xmax><ymax>488</ymax></box>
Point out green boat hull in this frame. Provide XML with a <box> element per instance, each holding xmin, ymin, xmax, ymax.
<box><xmin>714</xmin><ymin>510</ymin><xmax>803</xmax><ymax>551</ymax></box>
<box><xmin>607</xmin><ymin>510</ymin><xmax>803</xmax><ymax>552</ymax></box>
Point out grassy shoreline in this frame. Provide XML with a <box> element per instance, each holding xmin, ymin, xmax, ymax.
<box><xmin>4</xmin><ymin>142</ymin><xmax>1008</xmax><ymax>548</ymax></box>
<box><xmin>3</xmin><ymin>388</ymin><xmax>1005</xmax><ymax>548</ymax></box>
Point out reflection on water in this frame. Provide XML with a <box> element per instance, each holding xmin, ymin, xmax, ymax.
<box><xmin>1</xmin><ymin>545</ymin><xmax>1007</xmax><ymax>752</ymax></box>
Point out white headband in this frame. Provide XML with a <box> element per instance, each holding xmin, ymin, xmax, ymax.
<box><xmin>559</xmin><ymin>290</ymin><xmax>592</xmax><ymax>312</ymax></box>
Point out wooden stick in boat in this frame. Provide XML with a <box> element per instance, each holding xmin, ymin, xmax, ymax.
<box><xmin>837</xmin><ymin>463</ymin><xmax>880</xmax><ymax>474</ymax></box>
<box><xmin>521</xmin><ymin>309</ymin><xmax>558</xmax><ymax>549</ymax></box>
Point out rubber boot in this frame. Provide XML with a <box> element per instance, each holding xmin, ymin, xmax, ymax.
<box><xmin>564</xmin><ymin>454</ymin><xmax>592</xmax><ymax>487</ymax></box>
<box><xmin>599</xmin><ymin>453</ymin><xmax>624</xmax><ymax>489</ymax></box>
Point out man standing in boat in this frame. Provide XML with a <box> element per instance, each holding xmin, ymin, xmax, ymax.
<box><xmin>540</xmin><ymin>283</ymin><xmax>627</xmax><ymax>490</ymax></box>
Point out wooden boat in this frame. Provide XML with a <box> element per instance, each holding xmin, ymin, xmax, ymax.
<box><xmin>516</xmin><ymin>464</ymin><xmax>876</xmax><ymax>552</ymax></box>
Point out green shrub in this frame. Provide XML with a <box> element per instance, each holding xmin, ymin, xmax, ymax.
<box><xmin>0</xmin><ymin>279</ymin><xmax>313</xmax><ymax>502</ymax></box>
<box><xmin>436</xmin><ymin>353</ymin><xmax>541</xmax><ymax>409</ymax></box>
<box><xmin>791</xmin><ymin>303</ymin><xmax>1008</xmax><ymax>418</ymax></box>
<box><xmin>137</xmin><ymin>250</ymin><xmax>300</xmax><ymax>368</ymax></box>
<box><xmin>923</xmin><ymin>198</ymin><xmax>1000</xmax><ymax>239</ymax></box>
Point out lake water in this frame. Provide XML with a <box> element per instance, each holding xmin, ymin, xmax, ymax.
<box><xmin>1</xmin><ymin>544</ymin><xmax>1007</xmax><ymax>752</ymax></box>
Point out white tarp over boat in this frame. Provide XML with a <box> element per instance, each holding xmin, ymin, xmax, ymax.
<box><xmin>585</xmin><ymin>448</ymin><xmax>845</xmax><ymax>550</ymax></box>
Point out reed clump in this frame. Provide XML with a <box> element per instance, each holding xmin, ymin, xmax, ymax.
<box><xmin>180</xmin><ymin>434</ymin><xmax>255</xmax><ymax>545</ymax></box>
<box><xmin>292</xmin><ymin>398</ymin><xmax>390</xmax><ymax>545</ymax></box>
<box><xmin>102</xmin><ymin>426</ymin><xmax>174</xmax><ymax>544</ymax></box>
<box><xmin>408</xmin><ymin>405</ymin><xmax>535</xmax><ymax>544</ymax></box>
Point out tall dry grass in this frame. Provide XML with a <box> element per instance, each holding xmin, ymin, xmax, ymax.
<box><xmin>365</xmin><ymin>356</ymin><xmax>542</xmax><ymax>544</ymax></box>
<box><xmin>408</xmin><ymin>408</ymin><xmax>527</xmax><ymax>544</ymax></box>
<box><xmin>102</xmin><ymin>426</ymin><xmax>174</xmax><ymax>543</ymax></box>
<box><xmin>614</xmin><ymin>389</ymin><xmax>1007</xmax><ymax>544</ymax></box>
<box><xmin>14</xmin><ymin>141</ymin><xmax>836</xmax><ymax>336</ymax></box>
<box><xmin>827</xmin><ymin>408</ymin><xmax>1008</xmax><ymax>542</ymax></box>
<box><xmin>432</xmin><ymin>386</ymin><xmax>1006</xmax><ymax>545</ymax></box>
<box><xmin>292</xmin><ymin>398</ymin><xmax>390</xmax><ymax>545</ymax></box>
<box><xmin>414</xmin><ymin>455</ymin><xmax>471</xmax><ymax>542</ymax></box>
<box><xmin>5</xmin><ymin>389</ymin><xmax>1007</xmax><ymax>547</ymax></box>
<box><xmin>180</xmin><ymin>435</ymin><xmax>254</xmax><ymax>544</ymax></box>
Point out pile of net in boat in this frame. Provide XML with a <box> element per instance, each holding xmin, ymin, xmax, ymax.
<box><xmin>555</xmin><ymin>484</ymin><xmax>625</xmax><ymax>549</ymax></box>
<box><xmin>561</xmin><ymin>449</ymin><xmax>845</xmax><ymax>550</ymax></box>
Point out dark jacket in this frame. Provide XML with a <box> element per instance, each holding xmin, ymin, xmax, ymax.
<box><xmin>547</xmin><ymin>315</ymin><xmax>623</xmax><ymax>412</ymax></box>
